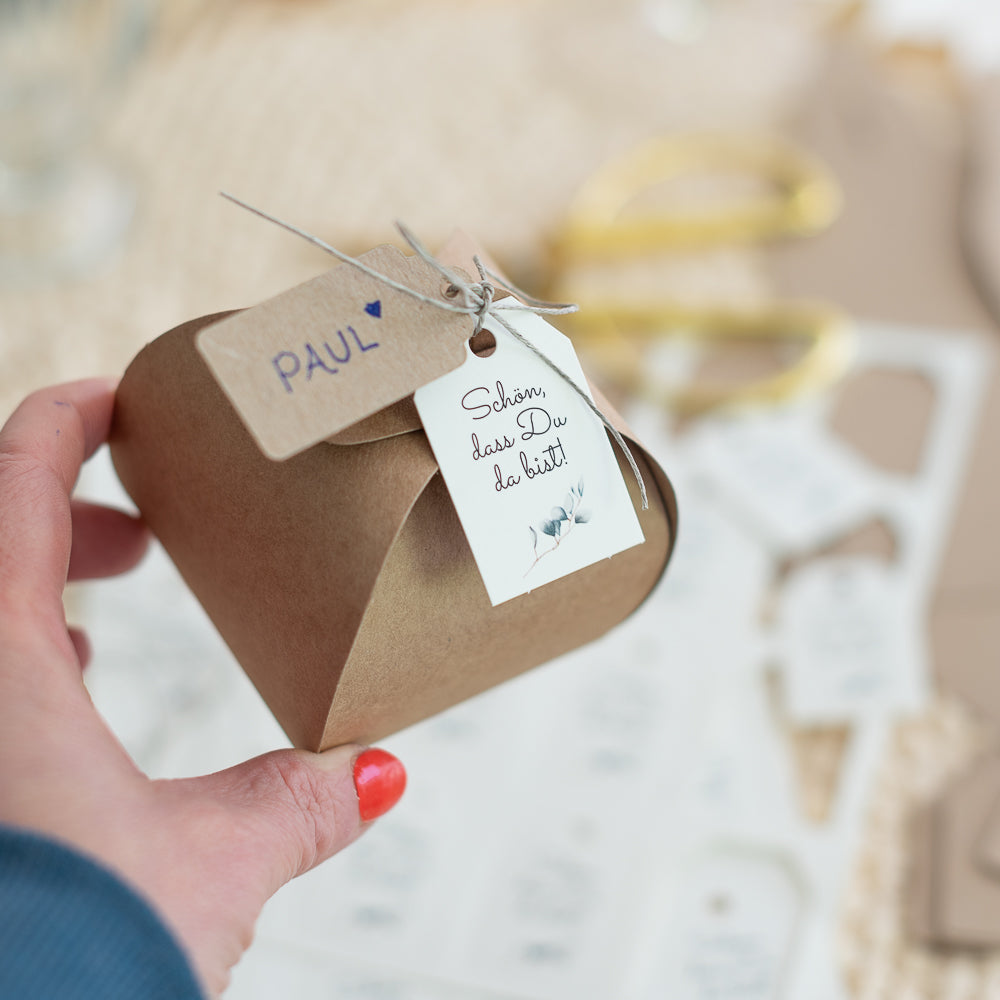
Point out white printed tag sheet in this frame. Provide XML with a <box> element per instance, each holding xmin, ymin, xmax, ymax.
<box><xmin>77</xmin><ymin>322</ymin><xmax>991</xmax><ymax>999</ymax></box>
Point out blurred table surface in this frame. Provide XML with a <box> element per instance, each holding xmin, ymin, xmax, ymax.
<box><xmin>0</xmin><ymin>0</ymin><xmax>823</xmax><ymax>416</ymax></box>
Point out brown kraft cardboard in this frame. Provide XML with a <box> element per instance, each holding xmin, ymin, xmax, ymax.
<box><xmin>110</xmin><ymin>239</ymin><xmax>677</xmax><ymax>751</ymax></box>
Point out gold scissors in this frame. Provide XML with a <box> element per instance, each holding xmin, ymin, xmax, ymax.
<box><xmin>546</xmin><ymin>133</ymin><xmax>855</xmax><ymax>413</ymax></box>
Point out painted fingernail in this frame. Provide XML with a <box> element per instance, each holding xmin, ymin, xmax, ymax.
<box><xmin>353</xmin><ymin>748</ymin><xmax>406</xmax><ymax>822</ymax></box>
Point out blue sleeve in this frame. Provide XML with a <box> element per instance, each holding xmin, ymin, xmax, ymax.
<box><xmin>0</xmin><ymin>825</ymin><xmax>205</xmax><ymax>999</ymax></box>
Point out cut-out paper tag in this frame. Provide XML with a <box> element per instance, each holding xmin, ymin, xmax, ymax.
<box><xmin>414</xmin><ymin>308</ymin><xmax>644</xmax><ymax>606</ymax></box>
<box><xmin>777</xmin><ymin>557</ymin><xmax>927</xmax><ymax>723</ymax></box>
<box><xmin>687</xmin><ymin>414</ymin><xmax>880</xmax><ymax>556</ymax></box>
<box><xmin>197</xmin><ymin>245</ymin><xmax>473</xmax><ymax>460</ymax></box>
<box><xmin>653</xmin><ymin>846</ymin><xmax>804</xmax><ymax>1000</ymax></box>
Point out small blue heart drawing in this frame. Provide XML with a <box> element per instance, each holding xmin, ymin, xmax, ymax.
<box><xmin>364</xmin><ymin>300</ymin><xmax>382</xmax><ymax>318</ymax></box>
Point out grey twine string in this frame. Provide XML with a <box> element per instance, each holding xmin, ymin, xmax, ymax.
<box><xmin>220</xmin><ymin>193</ymin><xmax>648</xmax><ymax>510</ymax></box>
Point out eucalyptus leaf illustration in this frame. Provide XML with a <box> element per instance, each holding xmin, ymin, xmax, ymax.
<box><xmin>526</xmin><ymin>482</ymin><xmax>594</xmax><ymax>575</ymax></box>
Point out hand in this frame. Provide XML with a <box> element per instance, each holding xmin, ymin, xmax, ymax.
<box><xmin>0</xmin><ymin>379</ymin><xmax>406</xmax><ymax>997</ymax></box>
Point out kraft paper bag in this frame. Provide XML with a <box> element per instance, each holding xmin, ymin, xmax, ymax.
<box><xmin>110</xmin><ymin>240</ymin><xmax>677</xmax><ymax>752</ymax></box>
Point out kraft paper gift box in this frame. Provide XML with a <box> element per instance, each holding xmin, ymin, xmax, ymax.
<box><xmin>110</xmin><ymin>239</ymin><xmax>677</xmax><ymax>752</ymax></box>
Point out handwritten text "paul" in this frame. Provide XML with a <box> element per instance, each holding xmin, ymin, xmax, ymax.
<box><xmin>271</xmin><ymin>326</ymin><xmax>379</xmax><ymax>394</ymax></box>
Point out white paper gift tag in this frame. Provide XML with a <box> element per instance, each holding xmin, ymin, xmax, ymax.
<box><xmin>688</xmin><ymin>414</ymin><xmax>879</xmax><ymax>556</ymax></box>
<box><xmin>777</xmin><ymin>557</ymin><xmax>927</xmax><ymax>723</ymax></box>
<box><xmin>652</xmin><ymin>846</ymin><xmax>804</xmax><ymax>1000</ymax></box>
<box><xmin>415</xmin><ymin>308</ymin><xmax>644</xmax><ymax>606</ymax></box>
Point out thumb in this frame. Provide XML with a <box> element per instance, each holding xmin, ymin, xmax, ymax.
<box><xmin>200</xmin><ymin>744</ymin><xmax>406</xmax><ymax>892</ymax></box>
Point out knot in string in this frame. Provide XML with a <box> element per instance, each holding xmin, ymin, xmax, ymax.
<box><xmin>472</xmin><ymin>279</ymin><xmax>495</xmax><ymax>336</ymax></box>
<box><xmin>219</xmin><ymin>192</ymin><xmax>648</xmax><ymax>510</ymax></box>
<box><xmin>447</xmin><ymin>267</ymin><xmax>495</xmax><ymax>337</ymax></box>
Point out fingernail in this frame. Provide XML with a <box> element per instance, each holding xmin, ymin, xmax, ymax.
<box><xmin>353</xmin><ymin>748</ymin><xmax>406</xmax><ymax>822</ymax></box>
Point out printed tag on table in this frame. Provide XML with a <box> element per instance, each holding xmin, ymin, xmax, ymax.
<box><xmin>652</xmin><ymin>846</ymin><xmax>804</xmax><ymax>1000</ymax></box>
<box><xmin>415</xmin><ymin>308</ymin><xmax>644</xmax><ymax>606</ymax></box>
<box><xmin>777</xmin><ymin>557</ymin><xmax>927</xmax><ymax>723</ymax></box>
<box><xmin>197</xmin><ymin>245</ymin><xmax>472</xmax><ymax>460</ymax></box>
<box><xmin>688</xmin><ymin>415</ymin><xmax>879</xmax><ymax>555</ymax></box>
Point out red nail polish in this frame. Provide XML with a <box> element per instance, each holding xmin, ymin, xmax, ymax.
<box><xmin>353</xmin><ymin>748</ymin><xmax>406</xmax><ymax>821</ymax></box>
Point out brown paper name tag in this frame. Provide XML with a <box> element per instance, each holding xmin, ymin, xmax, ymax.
<box><xmin>197</xmin><ymin>245</ymin><xmax>473</xmax><ymax>459</ymax></box>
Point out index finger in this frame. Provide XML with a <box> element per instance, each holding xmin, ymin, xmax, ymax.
<box><xmin>0</xmin><ymin>378</ymin><xmax>118</xmax><ymax>620</ymax></box>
